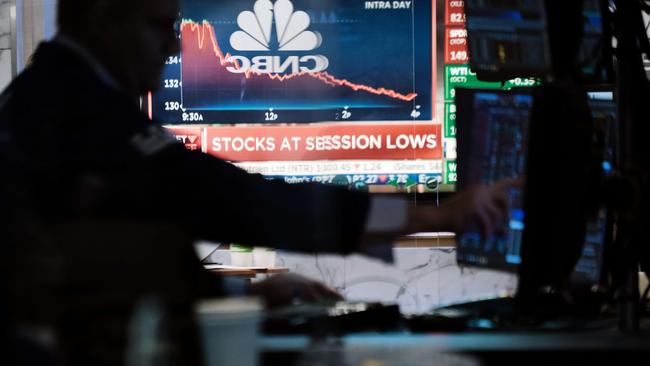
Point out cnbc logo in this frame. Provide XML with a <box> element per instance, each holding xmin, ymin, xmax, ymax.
<box><xmin>226</xmin><ymin>0</ymin><xmax>329</xmax><ymax>74</ymax></box>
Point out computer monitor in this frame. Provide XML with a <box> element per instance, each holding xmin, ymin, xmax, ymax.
<box><xmin>455</xmin><ymin>88</ymin><xmax>532</xmax><ymax>271</ymax></box>
<box><xmin>464</xmin><ymin>0</ymin><xmax>552</xmax><ymax>81</ymax></box>
<box><xmin>572</xmin><ymin>210</ymin><xmax>608</xmax><ymax>285</ymax></box>
<box><xmin>586</xmin><ymin>90</ymin><xmax>616</xmax><ymax>166</ymax></box>
<box><xmin>464</xmin><ymin>0</ymin><xmax>612</xmax><ymax>83</ymax></box>
<box><xmin>455</xmin><ymin>88</ymin><xmax>612</xmax><ymax>287</ymax></box>
<box><xmin>149</xmin><ymin>0</ymin><xmax>446</xmax><ymax>192</ymax></box>
<box><xmin>578</xmin><ymin>0</ymin><xmax>614</xmax><ymax>84</ymax></box>
<box><xmin>571</xmin><ymin>90</ymin><xmax>616</xmax><ymax>285</ymax></box>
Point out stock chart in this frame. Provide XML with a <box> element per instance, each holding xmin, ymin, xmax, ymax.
<box><xmin>153</xmin><ymin>0</ymin><xmax>433</xmax><ymax>124</ymax></box>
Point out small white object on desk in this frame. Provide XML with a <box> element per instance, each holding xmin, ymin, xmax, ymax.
<box><xmin>230</xmin><ymin>244</ymin><xmax>254</xmax><ymax>267</ymax></box>
<box><xmin>230</xmin><ymin>251</ymin><xmax>254</xmax><ymax>267</ymax></box>
<box><xmin>253</xmin><ymin>247</ymin><xmax>277</xmax><ymax>267</ymax></box>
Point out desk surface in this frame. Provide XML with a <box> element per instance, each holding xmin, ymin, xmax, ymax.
<box><xmin>204</xmin><ymin>265</ymin><xmax>290</xmax><ymax>277</ymax></box>
<box><xmin>395</xmin><ymin>232</ymin><xmax>457</xmax><ymax>248</ymax></box>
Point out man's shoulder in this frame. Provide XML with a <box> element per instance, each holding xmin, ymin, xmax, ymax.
<box><xmin>1</xmin><ymin>42</ymin><xmax>147</xmax><ymax>129</ymax></box>
<box><xmin>9</xmin><ymin>42</ymin><xmax>114</xmax><ymax>105</ymax></box>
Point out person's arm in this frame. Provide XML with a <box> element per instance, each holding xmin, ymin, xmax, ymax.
<box><xmin>360</xmin><ymin>180</ymin><xmax>518</xmax><ymax>250</ymax></box>
<box><xmin>124</xmin><ymin>131</ymin><xmax>369</xmax><ymax>255</ymax></box>
<box><xmin>97</xmin><ymin>110</ymin><xmax>516</xmax><ymax>259</ymax></box>
<box><xmin>130</xmin><ymin>129</ymin><xmax>516</xmax><ymax>256</ymax></box>
<box><xmin>244</xmin><ymin>181</ymin><xmax>518</xmax><ymax>307</ymax></box>
<box><xmin>114</xmin><ymin>123</ymin><xmax>518</xmax><ymax>307</ymax></box>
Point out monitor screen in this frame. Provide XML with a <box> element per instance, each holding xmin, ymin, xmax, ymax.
<box><xmin>572</xmin><ymin>210</ymin><xmax>608</xmax><ymax>285</ymax></box>
<box><xmin>578</xmin><ymin>0</ymin><xmax>612</xmax><ymax>83</ymax></box>
<box><xmin>456</xmin><ymin>88</ymin><xmax>612</xmax><ymax>282</ymax></box>
<box><xmin>464</xmin><ymin>0</ymin><xmax>611</xmax><ymax>83</ymax></box>
<box><xmin>455</xmin><ymin>89</ymin><xmax>533</xmax><ymax>271</ymax></box>
<box><xmin>587</xmin><ymin>90</ymin><xmax>616</xmax><ymax>173</ymax></box>
<box><xmin>570</xmin><ymin>90</ymin><xmax>615</xmax><ymax>285</ymax></box>
<box><xmin>149</xmin><ymin>0</ymin><xmax>447</xmax><ymax>191</ymax></box>
<box><xmin>464</xmin><ymin>0</ymin><xmax>552</xmax><ymax>80</ymax></box>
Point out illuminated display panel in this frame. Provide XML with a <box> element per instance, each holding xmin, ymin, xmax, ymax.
<box><xmin>152</xmin><ymin>0</ymin><xmax>449</xmax><ymax>190</ymax></box>
<box><xmin>456</xmin><ymin>89</ymin><xmax>533</xmax><ymax>271</ymax></box>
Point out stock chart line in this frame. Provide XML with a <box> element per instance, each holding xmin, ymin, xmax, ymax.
<box><xmin>181</xmin><ymin>20</ymin><xmax>418</xmax><ymax>102</ymax></box>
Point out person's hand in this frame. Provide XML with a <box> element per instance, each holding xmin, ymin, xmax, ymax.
<box><xmin>247</xmin><ymin>273</ymin><xmax>344</xmax><ymax>308</ymax></box>
<box><xmin>439</xmin><ymin>178</ymin><xmax>523</xmax><ymax>238</ymax></box>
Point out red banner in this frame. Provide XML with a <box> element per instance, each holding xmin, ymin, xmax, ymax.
<box><xmin>204</xmin><ymin>124</ymin><xmax>443</xmax><ymax>162</ymax></box>
<box><xmin>444</xmin><ymin>27</ymin><xmax>468</xmax><ymax>64</ymax></box>
<box><xmin>166</xmin><ymin>126</ymin><xmax>204</xmax><ymax>152</ymax></box>
<box><xmin>445</xmin><ymin>0</ymin><xmax>466</xmax><ymax>26</ymax></box>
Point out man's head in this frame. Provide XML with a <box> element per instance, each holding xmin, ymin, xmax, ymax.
<box><xmin>57</xmin><ymin>0</ymin><xmax>180</xmax><ymax>96</ymax></box>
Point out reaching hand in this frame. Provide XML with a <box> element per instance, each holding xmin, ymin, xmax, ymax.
<box><xmin>247</xmin><ymin>273</ymin><xmax>344</xmax><ymax>308</ymax></box>
<box><xmin>440</xmin><ymin>178</ymin><xmax>522</xmax><ymax>238</ymax></box>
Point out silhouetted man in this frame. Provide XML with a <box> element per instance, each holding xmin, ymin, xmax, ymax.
<box><xmin>0</xmin><ymin>0</ymin><xmax>514</xmax><ymax>363</ymax></box>
<box><xmin>0</xmin><ymin>0</ymin><xmax>514</xmax><ymax>303</ymax></box>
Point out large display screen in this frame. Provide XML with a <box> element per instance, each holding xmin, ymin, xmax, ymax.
<box><xmin>151</xmin><ymin>0</ymin><xmax>445</xmax><ymax>190</ymax></box>
<box><xmin>173</xmin><ymin>0</ymin><xmax>432</xmax><ymax>123</ymax></box>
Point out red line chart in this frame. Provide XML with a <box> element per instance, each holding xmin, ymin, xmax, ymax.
<box><xmin>181</xmin><ymin>20</ymin><xmax>418</xmax><ymax>102</ymax></box>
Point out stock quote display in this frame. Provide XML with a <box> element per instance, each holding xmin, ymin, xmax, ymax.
<box><xmin>152</xmin><ymin>0</ymin><xmax>446</xmax><ymax>189</ymax></box>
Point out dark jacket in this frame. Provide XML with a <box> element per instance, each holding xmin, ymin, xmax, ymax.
<box><xmin>0</xmin><ymin>40</ymin><xmax>369</xmax><ymax>254</ymax></box>
<box><xmin>0</xmin><ymin>40</ymin><xmax>370</xmax><ymax>365</ymax></box>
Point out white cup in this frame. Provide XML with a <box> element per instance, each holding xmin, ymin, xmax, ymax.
<box><xmin>230</xmin><ymin>252</ymin><xmax>254</xmax><ymax>267</ymax></box>
<box><xmin>253</xmin><ymin>247</ymin><xmax>277</xmax><ymax>268</ymax></box>
<box><xmin>230</xmin><ymin>244</ymin><xmax>254</xmax><ymax>267</ymax></box>
<box><xmin>195</xmin><ymin>298</ymin><xmax>263</xmax><ymax>366</ymax></box>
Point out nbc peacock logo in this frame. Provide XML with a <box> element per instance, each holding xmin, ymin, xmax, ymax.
<box><xmin>225</xmin><ymin>0</ymin><xmax>329</xmax><ymax>74</ymax></box>
<box><xmin>230</xmin><ymin>0</ymin><xmax>322</xmax><ymax>51</ymax></box>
